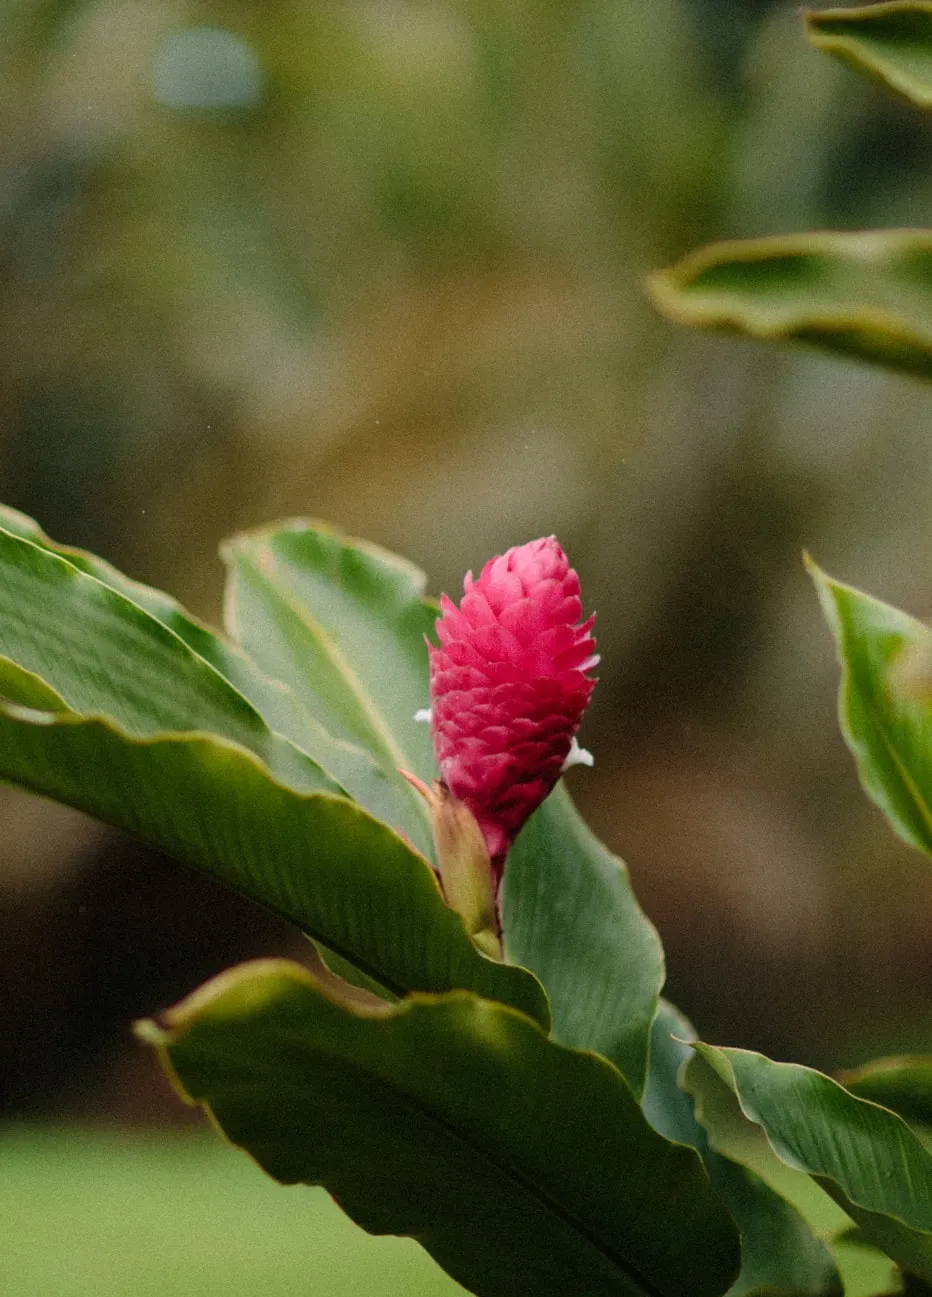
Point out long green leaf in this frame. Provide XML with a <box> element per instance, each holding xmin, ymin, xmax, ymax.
<box><xmin>0</xmin><ymin>523</ymin><xmax>332</xmax><ymax>795</ymax></box>
<box><xmin>223</xmin><ymin>521</ymin><xmax>437</xmax><ymax>851</ymax></box>
<box><xmin>680</xmin><ymin>1054</ymin><xmax>900</xmax><ymax>1297</ymax></box>
<box><xmin>644</xmin><ymin>1003</ymin><xmax>842</xmax><ymax>1297</ymax></box>
<box><xmin>648</xmin><ymin>229</ymin><xmax>932</xmax><ymax>380</ymax></box>
<box><xmin>806</xmin><ymin>2</ymin><xmax>932</xmax><ymax>109</ymax></box>
<box><xmin>223</xmin><ymin>521</ymin><xmax>437</xmax><ymax>775</ymax></box>
<box><xmin>841</xmin><ymin>1055</ymin><xmax>932</xmax><ymax>1127</ymax></box>
<box><xmin>0</xmin><ymin>507</ymin><xmax>418</xmax><ymax>842</ymax></box>
<box><xmin>810</xmin><ymin>560</ymin><xmax>932</xmax><ymax>857</ymax></box>
<box><xmin>0</xmin><ymin>700</ymin><xmax>547</xmax><ymax>1024</ymax></box>
<box><xmin>695</xmin><ymin>1044</ymin><xmax>932</xmax><ymax>1282</ymax></box>
<box><xmin>502</xmin><ymin>786</ymin><xmax>664</xmax><ymax>1097</ymax></box>
<box><xmin>223</xmin><ymin>521</ymin><xmax>664</xmax><ymax>1079</ymax></box>
<box><xmin>140</xmin><ymin>959</ymin><xmax>741</xmax><ymax>1297</ymax></box>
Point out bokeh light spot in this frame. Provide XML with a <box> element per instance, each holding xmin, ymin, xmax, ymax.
<box><xmin>151</xmin><ymin>27</ymin><xmax>263</xmax><ymax>111</ymax></box>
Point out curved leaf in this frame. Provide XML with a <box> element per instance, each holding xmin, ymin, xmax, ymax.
<box><xmin>0</xmin><ymin>523</ymin><xmax>333</xmax><ymax>795</ymax></box>
<box><xmin>0</xmin><ymin>656</ymin><xmax>71</xmax><ymax>710</ymax></box>
<box><xmin>648</xmin><ymin>229</ymin><xmax>932</xmax><ymax>380</ymax></box>
<box><xmin>841</xmin><ymin>1055</ymin><xmax>932</xmax><ymax>1127</ymax></box>
<box><xmin>645</xmin><ymin>1003</ymin><xmax>842</xmax><ymax>1297</ymax></box>
<box><xmin>806</xmin><ymin>2</ymin><xmax>932</xmax><ymax>109</ymax></box>
<box><xmin>223</xmin><ymin>521</ymin><xmax>436</xmax><ymax>776</ymax></box>
<box><xmin>140</xmin><ymin>959</ymin><xmax>741</xmax><ymax>1297</ymax></box>
<box><xmin>0</xmin><ymin>700</ymin><xmax>548</xmax><ymax>1024</ymax></box>
<box><xmin>502</xmin><ymin>786</ymin><xmax>664</xmax><ymax>1097</ymax></box>
<box><xmin>0</xmin><ymin>507</ymin><xmax>417</xmax><ymax>841</ymax></box>
<box><xmin>810</xmin><ymin>560</ymin><xmax>932</xmax><ymax>857</ymax></box>
<box><xmin>695</xmin><ymin>1044</ymin><xmax>932</xmax><ymax>1282</ymax></box>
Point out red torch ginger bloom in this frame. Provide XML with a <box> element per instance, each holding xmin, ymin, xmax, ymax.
<box><xmin>427</xmin><ymin>536</ymin><xmax>597</xmax><ymax>879</ymax></box>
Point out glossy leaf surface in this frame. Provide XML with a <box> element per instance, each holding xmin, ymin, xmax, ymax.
<box><xmin>142</xmin><ymin>959</ymin><xmax>741</xmax><ymax>1297</ymax></box>
<box><xmin>807</xmin><ymin>2</ymin><xmax>932</xmax><ymax>108</ymax></box>
<box><xmin>0</xmin><ymin>507</ymin><xmax>415</xmax><ymax>840</ymax></box>
<box><xmin>0</xmin><ymin>701</ymin><xmax>547</xmax><ymax>1023</ymax></box>
<box><xmin>645</xmin><ymin>1003</ymin><xmax>842</xmax><ymax>1297</ymax></box>
<box><xmin>811</xmin><ymin>561</ymin><xmax>932</xmax><ymax>857</ymax></box>
<box><xmin>0</xmin><ymin>522</ymin><xmax>331</xmax><ymax>794</ymax></box>
<box><xmin>502</xmin><ymin>786</ymin><xmax>664</xmax><ymax>1096</ymax></box>
<box><xmin>223</xmin><ymin>521</ymin><xmax>436</xmax><ymax>776</ymax></box>
<box><xmin>649</xmin><ymin>229</ymin><xmax>932</xmax><ymax>380</ymax></box>
<box><xmin>696</xmin><ymin>1044</ymin><xmax>932</xmax><ymax>1282</ymax></box>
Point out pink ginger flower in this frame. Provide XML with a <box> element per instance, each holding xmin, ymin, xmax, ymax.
<box><xmin>427</xmin><ymin>536</ymin><xmax>598</xmax><ymax>879</ymax></box>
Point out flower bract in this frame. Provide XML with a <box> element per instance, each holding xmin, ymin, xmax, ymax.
<box><xmin>428</xmin><ymin>537</ymin><xmax>597</xmax><ymax>878</ymax></box>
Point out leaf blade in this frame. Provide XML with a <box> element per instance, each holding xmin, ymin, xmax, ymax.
<box><xmin>223</xmin><ymin>521</ymin><xmax>438</xmax><ymax>849</ymax></box>
<box><xmin>806</xmin><ymin>2</ymin><xmax>932</xmax><ymax>109</ymax></box>
<box><xmin>502</xmin><ymin>785</ymin><xmax>664</xmax><ymax>1097</ymax></box>
<box><xmin>223</xmin><ymin>521</ymin><xmax>437</xmax><ymax>777</ymax></box>
<box><xmin>0</xmin><ymin>701</ymin><xmax>548</xmax><ymax>1023</ymax></box>
<box><xmin>142</xmin><ymin>960</ymin><xmax>741</xmax><ymax>1297</ymax></box>
<box><xmin>695</xmin><ymin>1044</ymin><xmax>932</xmax><ymax>1282</ymax></box>
<box><xmin>645</xmin><ymin>1003</ymin><xmax>843</xmax><ymax>1297</ymax></box>
<box><xmin>840</xmin><ymin>1055</ymin><xmax>932</xmax><ymax>1127</ymax></box>
<box><xmin>0</xmin><ymin>507</ymin><xmax>420</xmax><ymax>841</ymax></box>
<box><xmin>809</xmin><ymin>560</ymin><xmax>932</xmax><ymax>857</ymax></box>
<box><xmin>648</xmin><ymin>228</ymin><xmax>932</xmax><ymax>380</ymax></box>
<box><xmin>0</xmin><ymin>523</ymin><xmax>333</xmax><ymax>796</ymax></box>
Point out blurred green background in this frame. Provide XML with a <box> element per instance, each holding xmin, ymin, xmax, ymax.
<box><xmin>2</xmin><ymin>0</ymin><xmax>932</xmax><ymax>1291</ymax></box>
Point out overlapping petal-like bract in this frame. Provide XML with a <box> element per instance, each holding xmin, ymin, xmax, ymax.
<box><xmin>429</xmin><ymin>537</ymin><xmax>597</xmax><ymax>877</ymax></box>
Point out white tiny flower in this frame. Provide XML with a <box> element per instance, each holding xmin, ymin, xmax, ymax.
<box><xmin>561</xmin><ymin>737</ymin><xmax>594</xmax><ymax>773</ymax></box>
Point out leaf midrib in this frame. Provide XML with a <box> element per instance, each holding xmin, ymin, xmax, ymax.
<box><xmin>196</xmin><ymin>1026</ymin><xmax>674</xmax><ymax>1297</ymax></box>
<box><xmin>228</xmin><ymin>544</ymin><xmax>432</xmax><ymax>830</ymax></box>
<box><xmin>231</xmin><ymin>547</ymin><xmax>429</xmax><ymax>816</ymax></box>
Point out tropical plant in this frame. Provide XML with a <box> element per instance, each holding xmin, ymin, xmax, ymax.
<box><xmin>3</xmin><ymin>4</ymin><xmax>932</xmax><ymax>1295</ymax></box>
<box><xmin>0</xmin><ymin>489</ymin><xmax>927</xmax><ymax>1295</ymax></box>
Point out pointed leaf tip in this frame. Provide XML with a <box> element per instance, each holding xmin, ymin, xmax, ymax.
<box><xmin>806</xmin><ymin>2</ymin><xmax>932</xmax><ymax>110</ymax></box>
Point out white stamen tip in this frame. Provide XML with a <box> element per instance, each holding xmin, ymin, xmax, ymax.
<box><xmin>561</xmin><ymin>738</ymin><xmax>594</xmax><ymax>772</ymax></box>
<box><xmin>414</xmin><ymin>707</ymin><xmax>432</xmax><ymax>724</ymax></box>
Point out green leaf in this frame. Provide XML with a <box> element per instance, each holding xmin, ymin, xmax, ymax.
<box><xmin>648</xmin><ymin>229</ymin><xmax>932</xmax><ymax>381</ymax></box>
<box><xmin>841</xmin><ymin>1055</ymin><xmax>932</xmax><ymax>1127</ymax></box>
<box><xmin>222</xmin><ymin>520</ymin><xmax>436</xmax><ymax>777</ymax></box>
<box><xmin>806</xmin><ymin>2</ymin><xmax>932</xmax><ymax>109</ymax></box>
<box><xmin>0</xmin><ymin>700</ymin><xmax>548</xmax><ymax>1024</ymax></box>
<box><xmin>695</xmin><ymin>1044</ymin><xmax>932</xmax><ymax>1283</ymax></box>
<box><xmin>0</xmin><ymin>507</ymin><xmax>418</xmax><ymax>842</ymax></box>
<box><xmin>809</xmin><ymin>560</ymin><xmax>932</xmax><ymax>857</ymax></box>
<box><xmin>501</xmin><ymin>785</ymin><xmax>664</xmax><ymax>1097</ymax></box>
<box><xmin>0</xmin><ymin>656</ymin><xmax>71</xmax><ymax>710</ymax></box>
<box><xmin>681</xmin><ymin>1056</ymin><xmax>901</xmax><ymax>1297</ymax></box>
<box><xmin>140</xmin><ymin>959</ymin><xmax>741</xmax><ymax>1297</ymax></box>
<box><xmin>0</xmin><ymin>523</ymin><xmax>334</xmax><ymax>795</ymax></box>
<box><xmin>644</xmin><ymin>1003</ymin><xmax>842</xmax><ymax>1297</ymax></box>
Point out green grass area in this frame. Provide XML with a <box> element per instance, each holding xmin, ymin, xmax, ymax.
<box><xmin>0</xmin><ymin>1124</ymin><xmax>904</xmax><ymax>1296</ymax></box>
<box><xmin>1</xmin><ymin>1126</ymin><xmax>465</xmax><ymax>1297</ymax></box>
